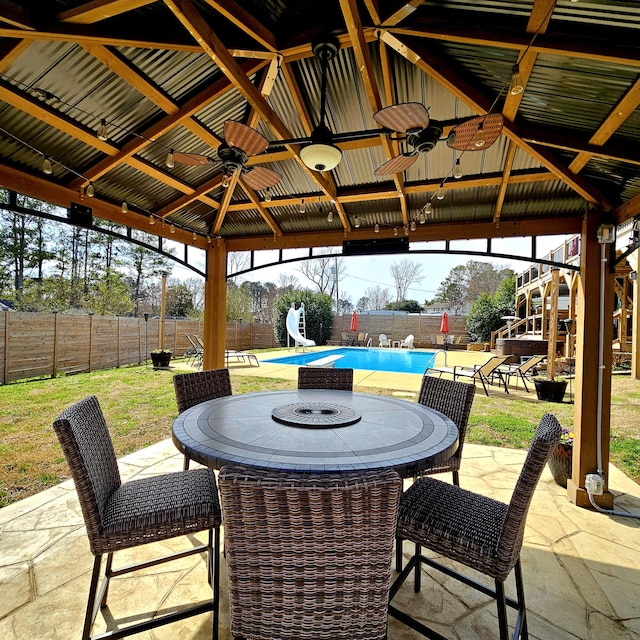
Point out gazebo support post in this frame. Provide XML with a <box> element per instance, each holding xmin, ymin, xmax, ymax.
<box><xmin>631</xmin><ymin>253</ymin><xmax>640</xmax><ymax>380</ymax></box>
<box><xmin>203</xmin><ymin>240</ymin><xmax>227</xmax><ymax>371</ymax></box>
<box><xmin>568</xmin><ymin>213</ymin><xmax>614</xmax><ymax>509</ymax></box>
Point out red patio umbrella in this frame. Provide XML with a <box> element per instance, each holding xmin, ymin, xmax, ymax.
<box><xmin>350</xmin><ymin>311</ymin><xmax>358</xmax><ymax>332</ymax></box>
<box><xmin>440</xmin><ymin>311</ymin><xmax>450</xmax><ymax>335</ymax></box>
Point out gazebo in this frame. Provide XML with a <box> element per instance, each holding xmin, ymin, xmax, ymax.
<box><xmin>1</xmin><ymin>0</ymin><xmax>639</xmax><ymax>509</ymax></box>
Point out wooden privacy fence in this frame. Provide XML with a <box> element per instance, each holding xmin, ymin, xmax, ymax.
<box><xmin>0</xmin><ymin>312</ymin><xmax>279</xmax><ymax>385</ymax></box>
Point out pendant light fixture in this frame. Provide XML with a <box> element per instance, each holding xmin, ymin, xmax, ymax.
<box><xmin>299</xmin><ymin>40</ymin><xmax>343</xmax><ymax>172</ymax></box>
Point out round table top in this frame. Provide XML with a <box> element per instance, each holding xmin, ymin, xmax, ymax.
<box><xmin>172</xmin><ymin>390</ymin><xmax>458</xmax><ymax>477</ymax></box>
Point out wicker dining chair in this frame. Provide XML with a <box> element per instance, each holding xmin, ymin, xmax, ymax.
<box><xmin>416</xmin><ymin>375</ymin><xmax>476</xmax><ymax>486</ymax></box>
<box><xmin>297</xmin><ymin>366</ymin><xmax>354</xmax><ymax>391</ymax></box>
<box><xmin>219</xmin><ymin>465</ymin><xmax>402</xmax><ymax>640</ymax></box>
<box><xmin>53</xmin><ymin>396</ymin><xmax>221</xmax><ymax>640</ymax></box>
<box><xmin>389</xmin><ymin>413</ymin><xmax>562</xmax><ymax>640</ymax></box>
<box><xmin>173</xmin><ymin>368</ymin><xmax>232</xmax><ymax>469</ymax></box>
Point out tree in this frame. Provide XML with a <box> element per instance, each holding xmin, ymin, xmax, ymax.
<box><xmin>227</xmin><ymin>251</ymin><xmax>250</xmax><ymax>280</ymax></box>
<box><xmin>277</xmin><ymin>272</ymin><xmax>300</xmax><ymax>292</ymax></box>
<box><xmin>396</xmin><ymin>299</ymin><xmax>422</xmax><ymax>313</ymax></box>
<box><xmin>465</xmin><ymin>273</ymin><xmax>517</xmax><ymax>342</ymax></box>
<box><xmin>356</xmin><ymin>296</ymin><xmax>369</xmax><ymax>312</ymax></box>
<box><xmin>434</xmin><ymin>264</ymin><xmax>467</xmax><ymax>314</ymax></box>
<box><xmin>226</xmin><ymin>281</ymin><xmax>252</xmax><ymax>322</ymax></box>
<box><xmin>166</xmin><ymin>283</ymin><xmax>197</xmax><ymax>317</ymax></box>
<box><xmin>273</xmin><ymin>290</ymin><xmax>333</xmax><ymax>346</ymax></box>
<box><xmin>85</xmin><ymin>271</ymin><xmax>135</xmax><ymax>316</ymax></box>
<box><xmin>298</xmin><ymin>251</ymin><xmax>346</xmax><ymax>304</ymax></box>
<box><xmin>389</xmin><ymin>259</ymin><xmax>423</xmax><ymax>306</ymax></box>
<box><xmin>182</xmin><ymin>277</ymin><xmax>205</xmax><ymax>313</ymax></box>
<box><xmin>363</xmin><ymin>285</ymin><xmax>391</xmax><ymax>310</ymax></box>
<box><xmin>123</xmin><ymin>241</ymin><xmax>173</xmax><ymax>316</ymax></box>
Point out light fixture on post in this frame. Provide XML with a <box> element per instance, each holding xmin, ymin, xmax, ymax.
<box><xmin>509</xmin><ymin>64</ymin><xmax>524</xmax><ymax>95</ymax></box>
<box><xmin>96</xmin><ymin>118</ymin><xmax>109</xmax><ymax>141</ymax></box>
<box><xmin>299</xmin><ymin>40</ymin><xmax>343</xmax><ymax>172</ymax></box>
<box><xmin>597</xmin><ymin>223</ymin><xmax>615</xmax><ymax>244</ymax></box>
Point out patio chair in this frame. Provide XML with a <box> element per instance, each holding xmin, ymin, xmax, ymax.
<box><xmin>426</xmin><ymin>355</ymin><xmax>510</xmax><ymax>396</ymax></box>
<box><xmin>494</xmin><ymin>354</ymin><xmax>546</xmax><ymax>392</ymax></box>
<box><xmin>298</xmin><ymin>366</ymin><xmax>354</xmax><ymax>391</ymax></box>
<box><xmin>173</xmin><ymin>369</ymin><xmax>232</xmax><ymax>469</ymax></box>
<box><xmin>400</xmin><ymin>334</ymin><xmax>414</xmax><ymax>349</ymax></box>
<box><xmin>389</xmin><ymin>413</ymin><xmax>562</xmax><ymax>640</ymax></box>
<box><xmin>225</xmin><ymin>349</ymin><xmax>260</xmax><ymax>367</ymax></box>
<box><xmin>378</xmin><ymin>333</ymin><xmax>391</xmax><ymax>347</ymax></box>
<box><xmin>185</xmin><ymin>333</ymin><xmax>203</xmax><ymax>367</ymax></box>
<box><xmin>219</xmin><ymin>465</ymin><xmax>402</xmax><ymax>640</ymax></box>
<box><xmin>53</xmin><ymin>396</ymin><xmax>221</xmax><ymax>640</ymax></box>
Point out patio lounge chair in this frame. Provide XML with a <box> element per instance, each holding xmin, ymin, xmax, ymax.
<box><xmin>494</xmin><ymin>354</ymin><xmax>546</xmax><ymax>392</ymax></box>
<box><xmin>400</xmin><ymin>334</ymin><xmax>414</xmax><ymax>349</ymax></box>
<box><xmin>219</xmin><ymin>465</ymin><xmax>401</xmax><ymax>640</ymax></box>
<box><xmin>173</xmin><ymin>369</ymin><xmax>232</xmax><ymax>469</ymax></box>
<box><xmin>390</xmin><ymin>413</ymin><xmax>561</xmax><ymax>640</ymax></box>
<box><xmin>378</xmin><ymin>333</ymin><xmax>391</xmax><ymax>347</ymax></box>
<box><xmin>225</xmin><ymin>349</ymin><xmax>260</xmax><ymax>366</ymax></box>
<box><xmin>53</xmin><ymin>396</ymin><xmax>221</xmax><ymax>640</ymax></box>
<box><xmin>425</xmin><ymin>354</ymin><xmax>510</xmax><ymax>396</ymax></box>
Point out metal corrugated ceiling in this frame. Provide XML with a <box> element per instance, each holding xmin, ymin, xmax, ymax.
<box><xmin>0</xmin><ymin>0</ymin><xmax>639</xmax><ymax>249</ymax></box>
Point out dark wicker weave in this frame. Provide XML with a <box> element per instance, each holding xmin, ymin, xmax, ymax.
<box><xmin>173</xmin><ymin>368</ymin><xmax>232</xmax><ymax>469</ymax></box>
<box><xmin>219</xmin><ymin>465</ymin><xmax>402</xmax><ymax>640</ymax></box>
<box><xmin>417</xmin><ymin>375</ymin><xmax>476</xmax><ymax>485</ymax></box>
<box><xmin>297</xmin><ymin>366</ymin><xmax>354</xmax><ymax>390</ymax></box>
<box><xmin>53</xmin><ymin>396</ymin><xmax>221</xmax><ymax>640</ymax></box>
<box><xmin>390</xmin><ymin>413</ymin><xmax>562</xmax><ymax>640</ymax></box>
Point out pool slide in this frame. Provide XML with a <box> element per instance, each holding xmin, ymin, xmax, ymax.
<box><xmin>286</xmin><ymin>306</ymin><xmax>316</xmax><ymax>348</ymax></box>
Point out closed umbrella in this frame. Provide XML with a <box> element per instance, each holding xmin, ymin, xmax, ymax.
<box><xmin>440</xmin><ymin>311</ymin><xmax>449</xmax><ymax>335</ymax></box>
<box><xmin>350</xmin><ymin>311</ymin><xmax>358</xmax><ymax>332</ymax></box>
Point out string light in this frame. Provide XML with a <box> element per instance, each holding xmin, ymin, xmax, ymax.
<box><xmin>436</xmin><ymin>182</ymin><xmax>445</xmax><ymax>200</ymax></box>
<box><xmin>374</xmin><ymin>223</ymin><xmax>380</xmax><ymax>233</ymax></box>
<box><xmin>393</xmin><ymin>227</ymin><xmax>398</xmax><ymax>236</ymax></box>
<box><xmin>264</xmin><ymin>187</ymin><xmax>272</xmax><ymax>203</ymax></box>
<box><xmin>404</xmin><ymin>226</ymin><xmax>409</xmax><ymax>236</ymax></box>
<box><xmin>85</xmin><ymin>182</ymin><xmax>95</xmax><ymax>197</ymax></box>
<box><xmin>96</xmin><ymin>119</ymin><xmax>108</xmax><ymax>141</ymax></box>
<box><xmin>299</xmin><ymin>199</ymin><xmax>306</xmax><ymax>214</ymax></box>
<box><xmin>149</xmin><ymin>215</ymin><xmax>155</xmax><ymax>225</ymax></box>
<box><xmin>170</xmin><ymin>223</ymin><xmax>176</xmax><ymax>234</ymax></box>
<box><xmin>165</xmin><ymin>149</ymin><xmax>175</xmax><ymax>168</ymax></box>
<box><xmin>121</xmin><ymin>201</ymin><xmax>128</xmax><ymax>214</ymax></box>
<box><xmin>354</xmin><ymin>215</ymin><xmax>360</xmax><ymax>228</ymax></box>
<box><xmin>327</xmin><ymin>210</ymin><xmax>334</xmax><ymax>222</ymax></box>
<box><xmin>454</xmin><ymin>158</ymin><xmax>463</xmax><ymax>179</ymax></box>
<box><xmin>509</xmin><ymin>64</ymin><xmax>524</xmax><ymax>96</ymax></box>
<box><xmin>42</xmin><ymin>156</ymin><xmax>52</xmax><ymax>175</ymax></box>
<box><xmin>410</xmin><ymin>220</ymin><xmax>416</xmax><ymax>231</ymax></box>
<box><xmin>424</xmin><ymin>201</ymin><xmax>433</xmax><ymax>215</ymax></box>
<box><xmin>192</xmin><ymin>231</ymin><xmax>197</xmax><ymax>241</ymax></box>
<box><xmin>207</xmin><ymin>235</ymin><xmax>212</xmax><ymax>244</ymax></box>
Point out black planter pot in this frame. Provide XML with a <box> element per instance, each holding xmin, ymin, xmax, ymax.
<box><xmin>534</xmin><ymin>379</ymin><xmax>567</xmax><ymax>403</ymax></box>
<box><xmin>150</xmin><ymin>351</ymin><xmax>172</xmax><ymax>368</ymax></box>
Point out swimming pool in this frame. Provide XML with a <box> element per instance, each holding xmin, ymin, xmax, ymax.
<box><xmin>264</xmin><ymin>347</ymin><xmax>437</xmax><ymax>375</ymax></box>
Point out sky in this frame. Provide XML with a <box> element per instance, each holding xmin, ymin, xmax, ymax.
<box><xmin>171</xmin><ymin>233</ymin><xmax>572</xmax><ymax>306</ymax></box>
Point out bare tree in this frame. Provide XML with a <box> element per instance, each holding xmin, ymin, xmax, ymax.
<box><xmin>227</xmin><ymin>251</ymin><xmax>251</xmax><ymax>281</ymax></box>
<box><xmin>298</xmin><ymin>250</ymin><xmax>346</xmax><ymax>302</ymax></box>
<box><xmin>389</xmin><ymin>259</ymin><xmax>423</xmax><ymax>305</ymax></box>
<box><xmin>363</xmin><ymin>285</ymin><xmax>391</xmax><ymax>310</ymax></box>
<box><xmin>277</xmin><ymin>272</ymin><xmax>300</xmax><ymax>292</ymax></box>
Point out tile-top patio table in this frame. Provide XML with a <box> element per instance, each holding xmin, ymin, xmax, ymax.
<box><xmin>172</xmin><ymin>389</ymin><xmax>458</xmax><ymax>477</ymax></box>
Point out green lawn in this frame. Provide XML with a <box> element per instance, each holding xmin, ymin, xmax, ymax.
<box><xmin>0</xmin><ymin>363</ymin><xmax>638</xmax><ymax>508</ymax></box>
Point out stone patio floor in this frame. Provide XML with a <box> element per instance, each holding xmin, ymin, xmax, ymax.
<box><xmin>2</xmin><ymin>435</ymin><xmax>639</xmax><ymax>639</ymax></box>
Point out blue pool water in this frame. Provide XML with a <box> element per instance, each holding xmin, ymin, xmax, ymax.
<box><xmin>264</xmin><ymin>348</ymin><xmax>437</xmax><ymax>374</ymax></box>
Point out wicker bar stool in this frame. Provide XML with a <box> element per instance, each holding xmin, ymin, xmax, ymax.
<box><xmin>396</xmin><ymin>375</ymin><xmax>475</xmax><ymax>571</ymax></box>
<box><xmin>297</xmin><ymin>366</ymin><xmax>354</xmax><ymax>390</ymax></box>
<box><xmin>173</xmin><ymin>368</ymin><xmax>232</xmax><ymax>469</ymax></box>
<box><xmin>219</xmin><ymin>465</ymin><xmax>402</xmax><ymax>640</ymax></box>
<box><xmin>53</xmin><ymin>396</ymin><xmax>221</xmax><ymax>640</ymax></box>
<box><xmin>389</xmin><ymin>413</ymin><xmax>562</xmax><ymax>640</ymax></box>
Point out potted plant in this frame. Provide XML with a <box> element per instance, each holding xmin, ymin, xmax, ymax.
<box><xmin>533</xmin><ymin>376</ymin><xmax>567</xmax><ymax>402</ymax></box>
<box><xmin>547</xmin><ymin>427</ymin><xmax>573</xmax><ymax>487</ymax></box>
<box><xmin>150</xmin><ymin>349</ymin><xmax>172</xmax><ymax>369</ymax></box>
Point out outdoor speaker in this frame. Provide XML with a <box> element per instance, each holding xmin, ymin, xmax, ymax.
<box><xmin>343</xmin><ymin>237</ymin><xmax>409</xmax><ymax>256</ymax></box>
<box><xmin>68</xmin><ymin>203</ymin><xmax>93</xmax><ymax>229</ymax></box>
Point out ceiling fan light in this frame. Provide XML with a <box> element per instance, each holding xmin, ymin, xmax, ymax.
<box><xmin>300</xmin><ymin>142</ymin><xmax>342</xmax><ymax>172</ymax></box>
<box><xmin>222</xmin><ymin>173</ymin><xmax>230</xmax><ymax>188</ymax></box>
<box><xmin>509</xmin><ymin>64</ymin><xmax>524</xmax><ymax>96</ymax></box>
<box><xmin>473</xmin><ymin>123</ymin><xmax>486</xmax><ymax>148</ymax></box>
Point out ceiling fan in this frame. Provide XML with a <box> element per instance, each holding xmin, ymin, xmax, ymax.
<box><xmin>372</xmin><ymin>105</ymin><xmax>504</xmax><ymax>175</ymax></box>
<box><xmin>171</xmin><ymin>120</ymin><xmax>281</xmax><ymax>191</ymax></box>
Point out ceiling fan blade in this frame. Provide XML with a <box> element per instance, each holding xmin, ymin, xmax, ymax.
<box><xmin>242</xmin><ymin>166</ymin><xmax>281</xmax><ymax>190</ymax></box>
<box><xmin>447</xmin><ymin>113</ymin><xmax>504</xmax><ymax>151</ymax></box>
<box><xmin>173</xmin><ymin>152</ymin><xmax>212</xmax><ymax>166</ymax></box>
<box><xmin>374</xmin><ymin>153</ymin><xmax>419</xmax><ymax>176</ymax></box>
<box><xmin>224</xmin><ymin>121</ymin><xmax>269</xmax><ymax>156</ymax></box>
<box><xmin>373</xmin><ymin>103</ymin><xmax>429</xmax><ymax>133</ymax></box>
